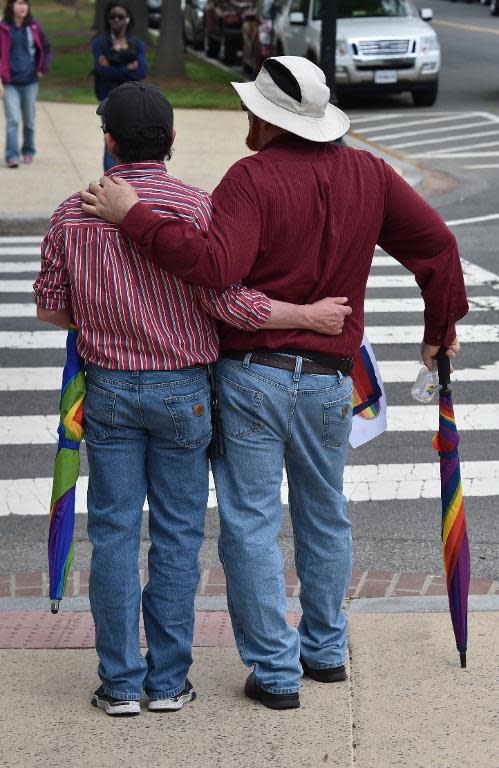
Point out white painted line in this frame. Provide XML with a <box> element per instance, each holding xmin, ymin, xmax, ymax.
<box><xmin>0</xmin><ymin>331</ymin><xmax>66</xmax><ymax>348</ymax></box>
<box><xmin>378</xmin><ymin>360</ymin><xmax>499</xmax><ymax>383</ymax></box>
<box><xmin>358</xmin><ymin>112</ymin><xmax>487</xmax><ymax>134</ymax></box>
<box><xmin>0</xmin><ymin>304</ymin><xmax>36</xmax><ymax>318</ymax></box>
<box><xmin>387</xmin><ymin>404</ymin><xmax>499</xmax><ymax>432</ymax></box>
<box><xmin>0</xmin><ymin>280</ymin><xmax>34</xmax><ymax>293</ymax></box>
<box><xmin>446</xmin><ymin>213</ymin><xmax>499</xmax><ymax>226</ymax></box>
<box><xmin>366</xmin><ymin>325</ymin><xmax>499</xmax><ymax>344</ymax></box>
<box><xmin>368</xmin><ymin>120</ymin><xmax>492</xmax><ymax>142</ymax></box>
<box><xmin>371</xmin><ymin>256</ymin><xmax>499</xmax><ymax>283</ymax></box>
<box><xmin>392</xmin><ymin>129</ymin><xmax>499</xmax><ymax>150</ymax></box>
<box><xmin>367</xmin><ymin>272</ymin><xmax>497</xmax><ymax>288</ymax></box>
<box><xmin>0</xmin><ymin>247</ymin><xmax>40</xmax><ymax>257</ymax></box>
<box><xmin>416</xmin><ymin>140</ymin><xmax>499</xmax><ymax>158</ymax></box>
<box><xmin>3</xmin><ymin>402</ymin><xmax>497</xmax><ymax>446</ymax></box>
<box><xmin>0</xmin><ymin>368</ymin><xmax>61</xmax><ymax>391</ymax></box>
<box><xmin>0</xmin><ymin>237</ymin><xmax>42</xmax><ymax>245</ymax></box>
<box><xmin>2</xmin><ymin>460</ymin><xmax>499</xmax><ymax>515</ymax></box>
<box><xmin>364</xmin><ymin>295</ymin><xmax>499</xmax><ymax>313</ymax></box>
<box><xmin>412</xmin><ymin>152</ymin><xmax>499</xmax><ymax>159</ymax></box>
<box><xmin>349</xmin><ymin>112</ymin><xmax>410</xmax><ymax>126</ymax></box>
<box><xmin>1</xmin><ymin>324</ymin><xmax>498</xmax><ymax>350</ymax></box>
<box><xmin>0</xmin><ymin>262</ymin><xmax>40</xmax><ymax>272</ymax></box>
<box><xmin>462</xmin><ymin>165</ymin><xmax>499</xmax><ymax>170</ymax></box>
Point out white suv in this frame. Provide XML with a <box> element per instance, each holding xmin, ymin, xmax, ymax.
<box><xmin>273</xmin><ymin>0</ymin><xmax>440</xmax><ymax>106</ymax></box>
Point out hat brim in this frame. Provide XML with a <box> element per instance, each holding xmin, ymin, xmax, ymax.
<box><xmin>232</xmin><ymin>81</ymin><xmax>350</xmax><ymax>143</ymax></box>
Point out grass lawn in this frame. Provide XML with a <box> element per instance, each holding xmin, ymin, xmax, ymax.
<box><xmin>35</xmin><ymin>0</ymin><xmax>243</xmax><ymax>108</ymax></box>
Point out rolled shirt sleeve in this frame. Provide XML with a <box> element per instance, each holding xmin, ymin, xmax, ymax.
<box><xmin>33</xmin><ymin>205</ymin><xmax>70</xmax><ymax>311</ymax></box>
<box><xmin>378</xmin><ymin>162</ymin><xmax>468</xmax><ymax>346</ymax></box>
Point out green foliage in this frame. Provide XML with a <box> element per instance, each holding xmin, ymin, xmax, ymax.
<box><xmin>34</xmin><ymin>0</ymin><xmax>243</xmax><ymax>108</ymax></box>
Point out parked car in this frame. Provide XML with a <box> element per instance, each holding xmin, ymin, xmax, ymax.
<box><xmin>490</xmin><ymin>0</ymin><xmax>499</xmax><ymax>14</ymax></box>
<box><xmin>204</xmin><ymin>0</ymin><xmax>253</xmax><ymax>64</ymax></box>
<box><xmin>183</xmin><ymin>0</ymin><xmax>208</xmax><ymax>48</ymax></box>
<box><xmin>147</xmin><ymin>0</ymin><xmax>162</xmax><ymax>30</ymax></box>
<box><xmin>242</xmin><ymin>0</ymin><xmax>278</xmax><ymax>73</ymax></box>
<box><xmin>273</xmin><ymin>0</ymin><xmax>441</xmax><ymax>106</ymax></box>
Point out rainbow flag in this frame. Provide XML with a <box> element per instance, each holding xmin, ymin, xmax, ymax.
<box><xmin>48</xmin><ymin>324</ymin><xmax>85</xmax><ymax>613</ymax></box>
<box><xmin>350</xmin><ymin>334</ymin><xmax>387</xmax><ymax>448</ymax></box>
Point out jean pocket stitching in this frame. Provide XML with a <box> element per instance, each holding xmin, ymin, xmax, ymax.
<box><xmin>217</xmin><ymin>375</ymin><xmax>264</xmax><ymax>438</ymax></box>
<box><xmin>322</xmin><ymin>395</ymin><xmax>353</xmax><ymax>448</ymax></box>
<box><xmin>84</xmin><ymin>383</ymin><xmax>118</xmax><ymax>441</ymax></box>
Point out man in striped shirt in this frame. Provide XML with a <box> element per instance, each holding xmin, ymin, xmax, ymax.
<box><xmin>34</xmin><ymin>82</ymin><xmax>350</xmax><ymax>717</ymax></box>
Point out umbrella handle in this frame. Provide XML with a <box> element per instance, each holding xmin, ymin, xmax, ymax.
<box><xmin>436</xmin><ymin>347</ymin><xmax>451</xmax><ymax>390</ymax></box>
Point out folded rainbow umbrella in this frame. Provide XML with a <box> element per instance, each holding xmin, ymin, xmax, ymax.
<box><xmin>48</xmin><ymin>323</ymin><xmax>85</xmax><ymax>614</ymax></box>
<box><xmin>432</xmin><ymin>348</ymin><xmax>470</xmax><ymax>668</ymax></box>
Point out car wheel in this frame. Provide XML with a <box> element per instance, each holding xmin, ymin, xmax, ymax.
<box><xmin>412</xmin><ymin>81</ymin><xmax>438</xmax><ymax>107</ymax></box>
<box><xmin>491</xmin><ymin>0</ymin><xmax>499</xmax><ymax>13</ymax></box>
<box><xmin>204</xmin><ymin>28</ymin><xmax>220</xmax><ymax>58</ymax></box>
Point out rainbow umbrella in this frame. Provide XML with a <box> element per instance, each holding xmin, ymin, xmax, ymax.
<box><xmin>432</xmin><ymin>348</ymin><xmax>470</xmax><ymax>668</ymax></box>
<box><xmin>48</xmin><ymin>323</ymin><xmax>85</xmax><ymax>614</ymax></box>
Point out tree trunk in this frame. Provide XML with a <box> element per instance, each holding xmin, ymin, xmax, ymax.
<box><xmin>154</xmin><ymin>0</ymin><xmax>186</xmax><ymax>78</ymax></box>
<box><xmin>94</xmin><ymin>0</ymin><xmax>149</xmax><ymax>42</ymax></box>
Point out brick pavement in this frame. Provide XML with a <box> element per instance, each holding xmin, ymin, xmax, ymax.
<box><xmin>0</xmin><ymin>567</ymin><xmax>497</xmax><ymax>600</ymax></box>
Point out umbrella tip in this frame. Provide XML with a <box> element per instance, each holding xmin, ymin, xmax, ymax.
<box><xmin>459</xmin><ymin>651</ymin><xmax>467</xmax><ymax>669</ymax></box>
<box><xmin>50</xmin><ymin>600</ymin><xmax>60</xmax><ymax>615</ymax></box>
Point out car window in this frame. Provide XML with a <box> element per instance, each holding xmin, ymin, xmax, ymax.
<box><xmin>313</xmin><ymin>0</ymin><xmax>416</xmax><ymax>19</ymax></box>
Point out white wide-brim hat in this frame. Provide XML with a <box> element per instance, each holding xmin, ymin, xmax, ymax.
<box><xmin>232</xmin><ymin>56</ymin><xmax>350</xmax><ymax>143</ymax></box>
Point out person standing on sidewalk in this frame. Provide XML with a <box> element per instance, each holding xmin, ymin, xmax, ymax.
<box><xmin>81</xmin><ymin>57</ymin><xmax>469</xmax><ymax>710</ymax></box>
<box><xmin>0</xmin><ymin>0</ymin><xmax>51</xmax><ymax>167</ymax></box>
<box><xmin>92</xmin><ymin>2</ymin><xmax>147</xmax><ymax>171</ymax></box>
<box><xmin>34</xmin><ymin>82</ymin><xmax>351</xmax><ymax>716</ymax></box>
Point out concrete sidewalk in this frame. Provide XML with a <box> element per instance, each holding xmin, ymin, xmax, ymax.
<box><xmin>0</xmin><ymin>609</ymin><xmax>497</xmax><ymax>768</ymax></box>
<box><xmin>0</xmin><ymin>101</ymin><xmax>422</xmax><ymax>231</ymax></box>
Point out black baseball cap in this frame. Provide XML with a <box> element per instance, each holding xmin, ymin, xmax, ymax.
<box><xmin>97</xmin><ymin>82</ymin><xmax>174</xmax><ymax>140</ymax></box>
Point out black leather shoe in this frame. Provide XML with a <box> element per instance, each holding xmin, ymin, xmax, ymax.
<box><xmin>300</xmin><ymin>655</ymin><xmax>347</xmax><ymax>683</ymax></box>
<box><xmin>244</xmin><ymin>671</ymin><xmax>300</xmax><ymax>710</ymax></box>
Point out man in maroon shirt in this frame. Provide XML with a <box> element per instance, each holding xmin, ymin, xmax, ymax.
<box><xmin>82</xmin><ymin>57</ymin><xmax>468</xmax><ymax>710</ymax></box>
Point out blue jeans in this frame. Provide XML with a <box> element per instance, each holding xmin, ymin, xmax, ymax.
<box><xmin>84</xmin><ymin>364</ymin><xmax>211</xmax><ymax>701</ymax></box>
<box><xmin>3</xmin><ymin>82</ymin><xmax>39</xmax><ymax>162</ymax></box>
<box><xmin>212</xmin><ymin>355</ymin><xmax>353</xmax><ymax>694</ymax></box>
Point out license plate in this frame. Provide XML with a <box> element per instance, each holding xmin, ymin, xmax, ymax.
<box><xmin>374</xmin><ymin>70</ymin><xmax>397</xmax><ymax>84</ymax></box>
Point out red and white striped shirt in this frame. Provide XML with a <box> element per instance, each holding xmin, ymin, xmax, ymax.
<box><xmin>33</xmin><ymin>162</ymin><xmax>271</xmax><ymax>370</ymax></box>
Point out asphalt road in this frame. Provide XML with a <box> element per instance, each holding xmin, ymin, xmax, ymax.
<box><xmin>0</xmin><ymin>2</ymin><xmax>498</xmax><ymax>580</ymax></box>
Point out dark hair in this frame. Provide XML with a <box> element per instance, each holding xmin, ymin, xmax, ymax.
<box><xmin>104</xmin><ymin>2</ymin><xmax>134</xmax><ymax>35</ymax></box>
<box><xmin>3</xmin><ymin>0</ymin><xmax>32</xmax><ymax>25</ymax></box>
<box><xmin>111</xmin><ymin>127</ymin><xmax>174</xmax><ymax>163</ymax></box>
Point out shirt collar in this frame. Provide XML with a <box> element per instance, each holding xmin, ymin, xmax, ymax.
<box><xmin>105</xmin><ymin>161</ymin><xmax>168</xmax><ymax>180</ymax></box>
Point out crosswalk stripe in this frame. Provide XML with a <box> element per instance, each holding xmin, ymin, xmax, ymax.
<box><xmin>0</xmin><ymin>262</ymin><xmax>41</xmax><ymax>272</ymax></box>
<box><xmin>370</xmin><ymin>257</ymin><xmax>499</xmax><ymax>284</ymax></box>
<box><xmin>2</xmin><ymin>358</ymin><xmax>498</xmax><ymax>391</ymax></box>
<box><xmin>392</xmin><ymin>129</ymin><xmax>499</xmax><ymax>151</ymax></box>
<box><xmin>355</xmin><ymin>112</ymin><xmax>488</xmax><ymax>133</ymax></box>
<box><xmin>0</xmin><ymin>280</ymin><xmax>35</xmax><ymax>292</ymax></box>
<box><xmin>0</xmin><ymin>237</ymin><xmax>42</xmax><ymax>246</ymax></box>
<box><xmin>1</xmin><ymin>403</ymin><xmax>497</xmax><ymax>445</ymax></box>
<box><xmin>365</xmin><ymin>296</ymin><xmax>499</xmax><ymax>312</ymax></box>
<box><xmin>378</xmin><ymin>360</ymin><xmax>499</xmax><ymax>383</ymax></box>
<box><xmin>367</xmin><ymin>273</ymin><xmax>497</xmax><ymax>288</ymax></box>
<box><xmin>1</xmin><ymin>325</ymin><xmax>498</xmax><ymax>349</ymax></box>
<box><xmin>2</xmin><ymin>460</ymin><xmax>499</xmax><ymax>516</ymax></box>
<box><xmin>0</xmin><ymin>304</ymin><xmax>36</xmax><ymax>318</ymax></box>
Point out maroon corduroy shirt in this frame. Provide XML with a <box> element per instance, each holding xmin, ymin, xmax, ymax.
<box><xmin>120</xmin><ymin>136</ymin><xmax>469</xmax><ymax>357</ymax></box>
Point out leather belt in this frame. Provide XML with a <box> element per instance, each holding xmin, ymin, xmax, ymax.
<box><xmin>221</xmin><ymin>350</ymin><xmax>353</xmax><ymax>376</ymax></box>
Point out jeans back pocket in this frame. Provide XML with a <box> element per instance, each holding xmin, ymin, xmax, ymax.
<box><xmin>84</xmin><ymin>382</ymin><xmax>119</xmax><ymax>442</ymax></box>
<box><xmin>322</xmin><ymin>391</ymin><xmax>353</xmax><ymax>448</ymax></box>
<box><xmin>217</xmin><ymin>374</ymin><xmax>264</xmax><ymax>439</ymax></box>
<box><xmin>165</xmin><ymin>387</ymin><xmax>211</xmax><ymax>448</ymax></box>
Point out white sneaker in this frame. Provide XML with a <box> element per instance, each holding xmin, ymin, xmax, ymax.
<box><xmin>148</xmin><ymin>679</ymin><xmax>196</xmax><ymax>711</ymax></box>
<box><xmin>91</xmin><ymin>685</ymin><xmax>141</xmax><ymax>716</ymax></box>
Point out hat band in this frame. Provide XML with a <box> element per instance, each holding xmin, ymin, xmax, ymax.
<box><xmin>255</xmin><ymin>80</ymin><xmax>328</xmax><ymax>120</ymax></box>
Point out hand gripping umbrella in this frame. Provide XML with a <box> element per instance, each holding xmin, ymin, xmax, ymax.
<box><xmin>432</xmin><ymin>348</ymin><xmax>470</xmax><ymax>668</ymax></box>
<box><xmin>48</xmin><ymin>323</ymin><xmax>85</xmax><ymax>614</ymax></box>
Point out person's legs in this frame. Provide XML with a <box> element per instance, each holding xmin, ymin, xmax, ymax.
<box><xmin>140</xmin><ymin>367</ymin><xmax>211</xmax><ymax>704</ymax></box>
<box><xmin>19</xmin><ymin>81</ymin><xmax>39</xmax><ymax>159</ymax></box>
<box><xmin>285</xmin><ymin>372</ymin><xmax>353</xmax><ymax>670</ymax></box>
<box><xmin>3</xmin><ymin>85</ymin><xmax>21</xmax><ymax>163</ymax></box>
<box><xmin>85</xmin><ymin>366</ymin><xmax>148</xmax><ymax>702</ymax></box>
<box><xmin>212</xmin><ymin>357</ymin><xmax>301</xmax><ymax>695</ymax></box>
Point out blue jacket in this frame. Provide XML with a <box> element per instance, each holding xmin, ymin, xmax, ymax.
<box><xmin>92</xmin><ymin>34</ymin><xmax>147</xmax><ymax>101</ymax></box>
